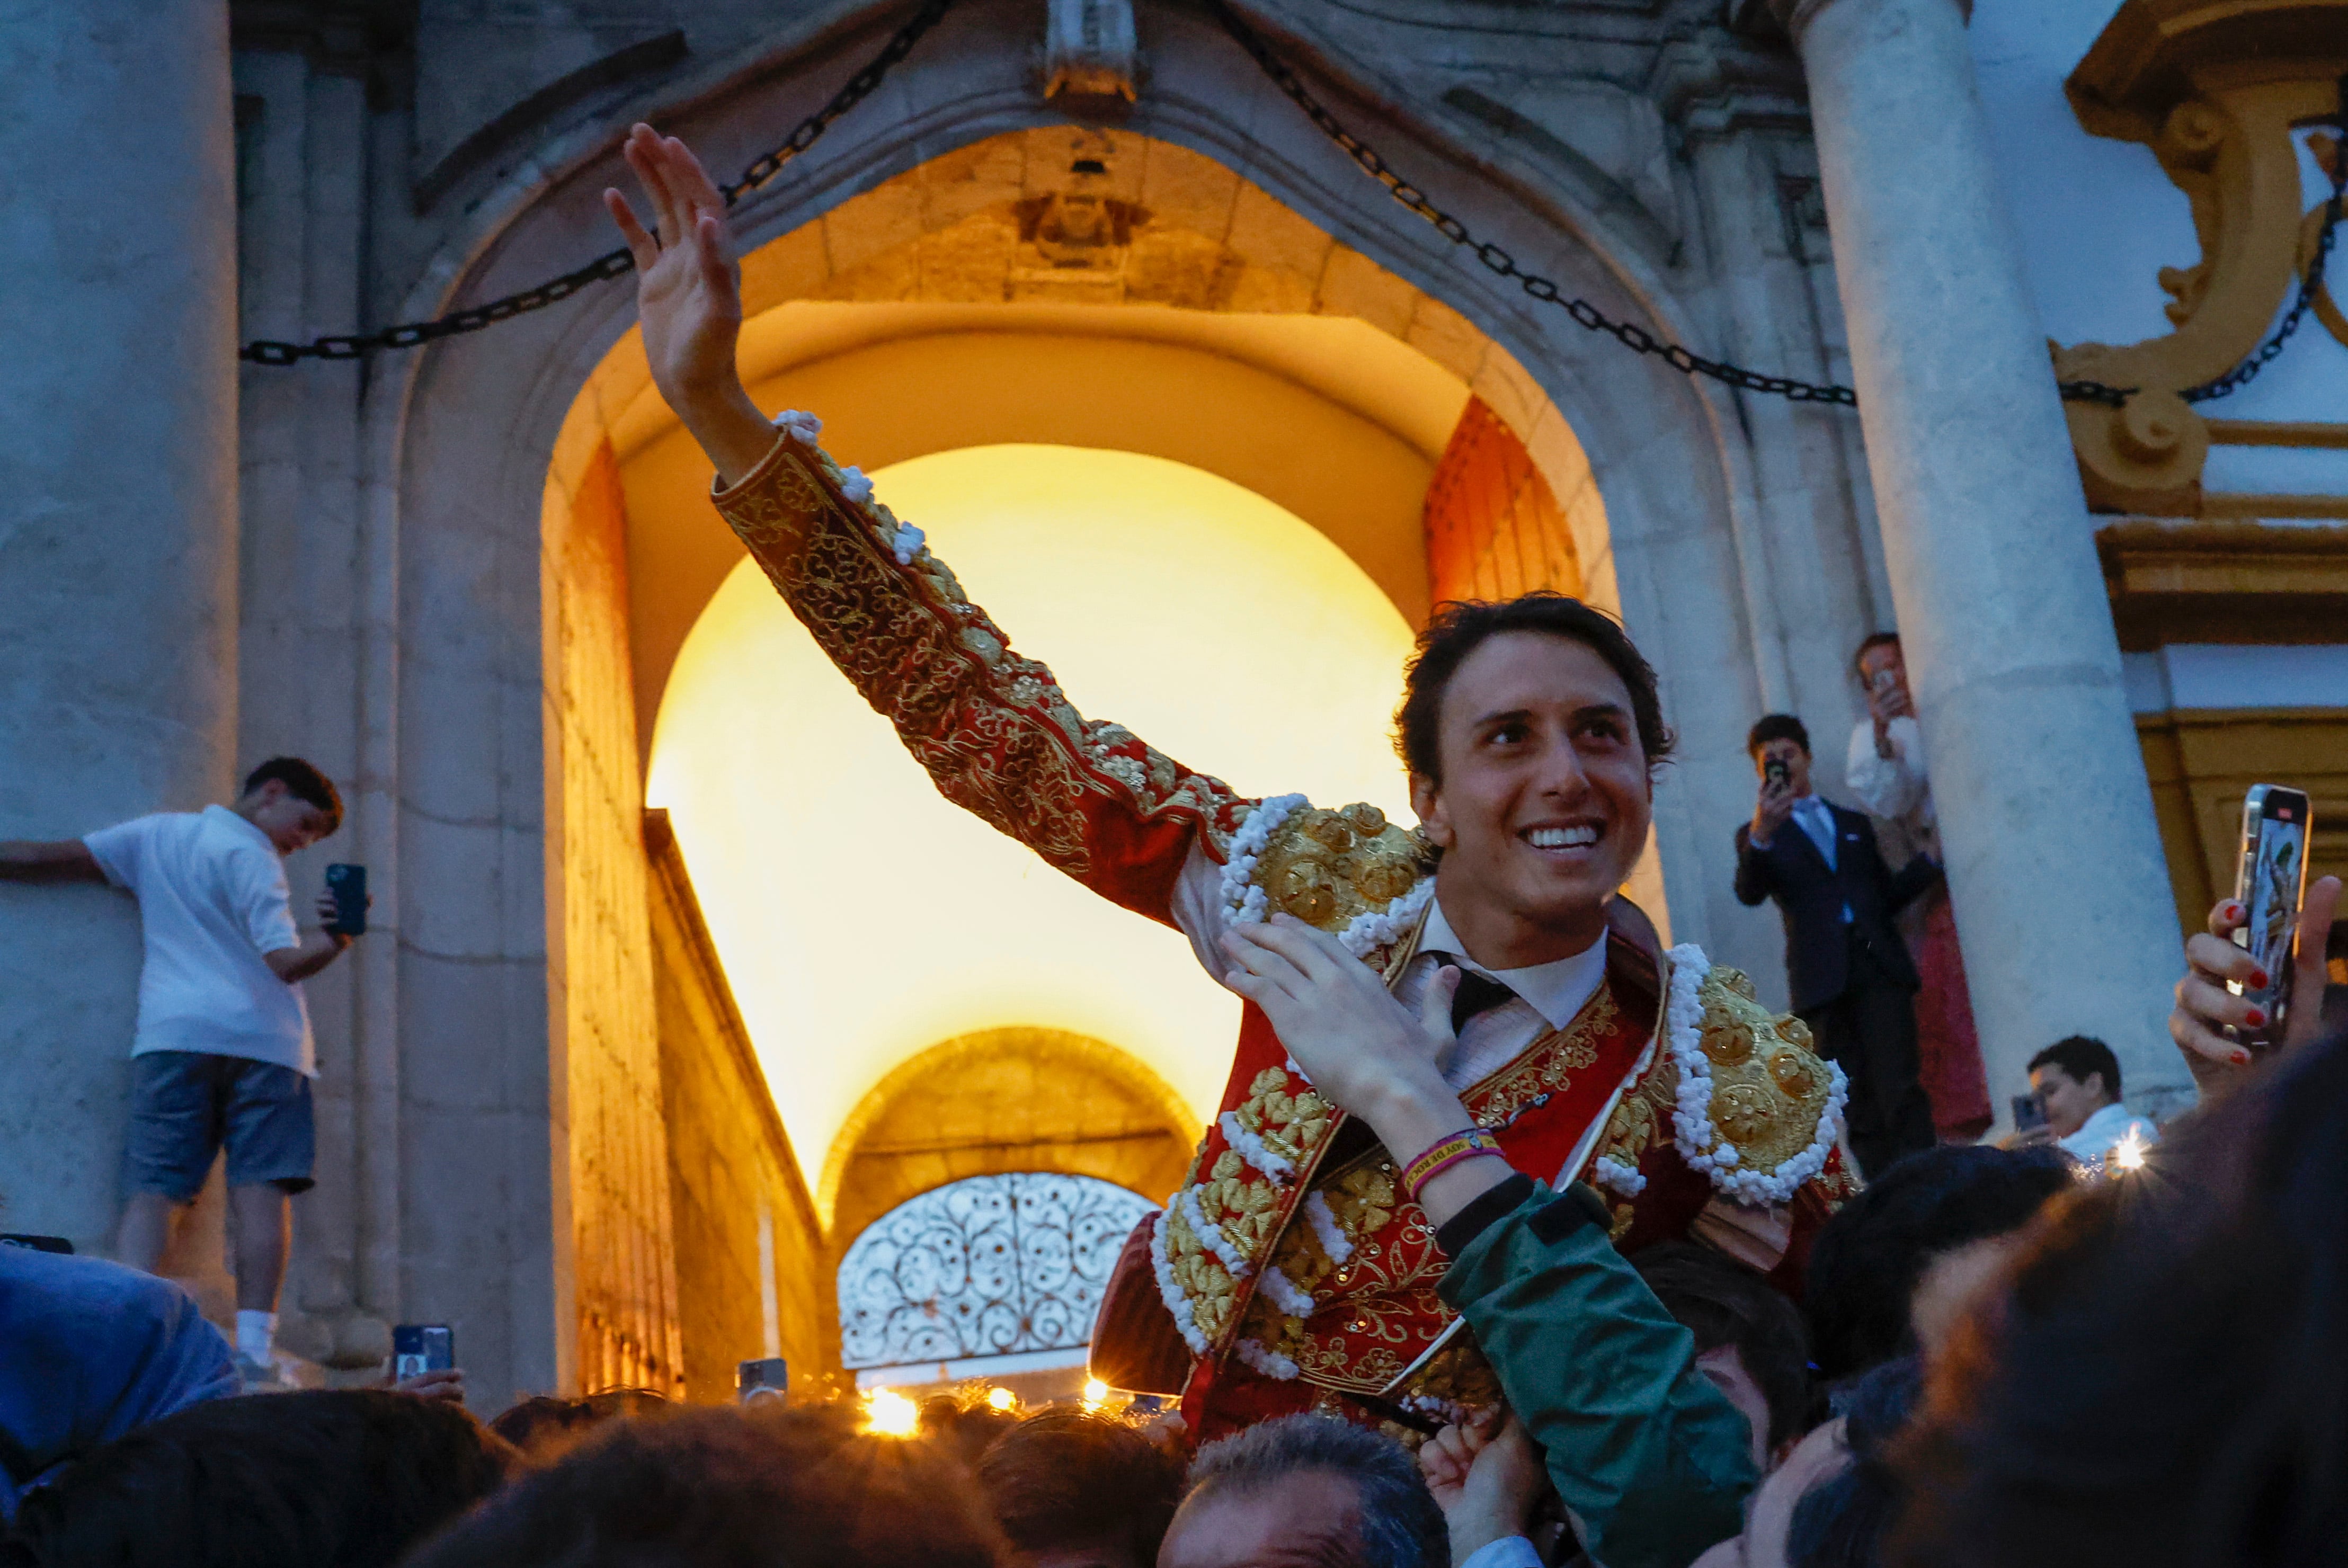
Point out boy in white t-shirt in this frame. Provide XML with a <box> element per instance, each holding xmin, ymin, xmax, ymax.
<box><xmin>0</xmin><ymin>758</ymin><xmax>362</xmax><ymax>1384</ymax></box>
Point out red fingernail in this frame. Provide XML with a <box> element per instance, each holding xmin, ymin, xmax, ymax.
<box><xmin>2233</xmin><ymin>1049</ymin><xmax>2253</xmax><ymax>1065</ymax></box>
<box><xmin>2245</xmin><ymin>1008</ymin><xmax>2267</xmax><ymax>1027</ymax></box>
<box><xmin>2250</xmin><ymin>969</ymin><xmax>2270</xmax><ymax>989</ymax></box>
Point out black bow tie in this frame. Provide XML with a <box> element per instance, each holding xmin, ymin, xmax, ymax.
<box><xmin>1448</xmin><ymin>968</ymin><xmax>1517</xmax><ymax>1036</ymax></box>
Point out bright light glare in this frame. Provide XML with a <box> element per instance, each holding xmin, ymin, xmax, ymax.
<box><xmin>985</xmin><ymin>1385</ymin><xmax>1019</xmax><ymax>1413</ymax></box>
<box><xmin>864</xmin><ymin>1388</ymin><xmax>920</xmax><ymax>1437</ymax></box>
<box><xmin>1082</xmin><ymin>1378</ymin><xmax>1111</xmax><ymax>1410</ymax></box>
<box><xmin>2109</xmin><ymin>1127</ymin><xmax>2149</xmax><ymax>1174</ymax></box>
<box><xmin>648</xmin><ymin>446</ymin><xmax>1416</xmax><ymax>1201</ymax></box>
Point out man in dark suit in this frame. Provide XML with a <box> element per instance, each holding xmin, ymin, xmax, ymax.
<box><xmin>1734</xmin><ymin>714</ymin><xmax>1940</xmax><ymax>1178</ymax></box>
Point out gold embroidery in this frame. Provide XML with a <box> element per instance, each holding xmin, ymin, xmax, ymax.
<box><xmin>1691</xmin><ymin>964</ymin><xmax>1837</xmax><ymax>1175</ymax></box>
<box><xmin>1163</xmin><ymin>1201</ymin><xmax>1240</xmax><ymax>1345</ymax></box>
<box><xmin>1251</xmin><ymin>803</ymin><xmax>1435</xmax><ymax>933</ymax></box>
<box><xmin>1231</xmin><ymin>1067</ymin><xmax>1335</xmax><ymax>1174</ymax></box>
<box><xmin>1462</xmin><ymin>985</ymin><xmax>1614</xmax><ymax>1128</ymax></box>
<box><xmin>714</xmin><ymin>447</ymin><xmax>1253</xmax><ymax>872</ymax></box>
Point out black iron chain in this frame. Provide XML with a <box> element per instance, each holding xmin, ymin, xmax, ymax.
<box><xmin>241</xmin><ymin>0</ymin><xmax>956</xmax><ymax>366</ymax></box>
<box><xmin>1209</xmin><ymin>1</ymin><xmax>1857</xmax><ymax>406</ymax></box>
<box><xmin>2180</xmin><ymin>127</ymin><xmax>2346</xmax><ymax>403</ymax></box>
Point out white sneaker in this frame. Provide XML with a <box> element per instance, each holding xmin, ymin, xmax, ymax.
<box><xmin>235</xmin><ymin>1352</ymin><xmax>287</xmax><ymax>1392</ymax></box>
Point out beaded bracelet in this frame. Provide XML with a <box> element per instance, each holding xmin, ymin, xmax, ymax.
<box><xmin>1400</xmin><ymin>1126</ymin><xmax>1503</xmax><ymax>1202</ymax></box>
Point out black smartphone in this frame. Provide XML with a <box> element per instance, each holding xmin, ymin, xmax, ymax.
<box><xmin>393</xmin><ymin>1323</ymin><xmax>454</xmax><ymax>1378</ymax></box>
<box><xmin>736</xmin><ymin>1357</ymin><xmax>789</xmax><ymax>1404</ymax></box>
<box><xmin>2231</xmin><ymin>785</ymin><xmax>2313</xmax><ymax>1039</ymax></box>
<box><xmin>2011</xmin><ymin>1093</ymin><xmax>2048</xmax><ymax>1134</ymax></box>
<box><xmin>1764</xmin><ymin>758</ymin><xmax>1790</xmax><ymax>790</ymax></box>
<box><xmin>325</xmin><ymin>863</ymin><xmax>367</xmax><ymax>937</ymax></box>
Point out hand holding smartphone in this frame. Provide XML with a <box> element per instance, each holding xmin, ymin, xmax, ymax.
<box><xmin>325</xmin><ymin>863</ymin><xmax>368</xmax><ymax>937</ymax></box>
<box><xmin>2230</xmin><ymin>785</ymin><xmax>2313</xmax><ymax>1046</ymax></box>
<box><xmin>393</xmin><ymin>1323</ymin><xmax>454</xmax><ymax>1379</ymax></box>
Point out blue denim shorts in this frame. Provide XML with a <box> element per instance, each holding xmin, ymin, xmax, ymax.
<box><xmin>123</xmin><ymin>1052</ymin><xmax>316</xmax><ymax>1201</ymax></box>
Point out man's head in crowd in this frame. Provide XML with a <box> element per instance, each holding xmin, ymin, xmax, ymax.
<box><xmin>406</xmin><ymin>1402</ymin><xmax>1006</xmax><ymax>1568</ymax></box>
<box><xmin>1394</xmin><ymin>594</ymin><xmax>1674</xmax><ymax>963</ymax></box>
<box><xmin>1634</xmin><ymin>1241</ymin><xmax>1815</xmax><ymax>1470</ymax></box>
<box><xmin>1804</xmin><ymin>1144</ymin><xmax>2075</xmax><ymax>1382</ymax></box>
<box><xmin>976</xmin><ymin>1408</ymin><xmax>1185</xmax><ymax>1568</ymax></box>
<box><xmin>1160</xmin><ymin>1414</ymin><xmax>1446</xmax><ymax>1568</ymax></box>
<box><xmin>1746</xmin><ymin>714</ymin><xmax>1815</xmax><ymax>797</ymax></box>
<box><xmin>2025</xmin><ymin>1036</ymin><xmax>2121</xmax><ymax>1140</ymax></box>
<box><xmin>235</xmin><ymin>756</ymin><xmax>344</xmax><ymax>854</ymax></box>
<box><xmin>485</xmin><ymin>1388</ymin><xmax>669</xmax><ymax>1462</ymax></box>
<box><xmin>1892</xmin><ymin>1023</ymin><xmax>2348</xmax><ymax>1568</ymax></box>
<box><xmin>1</xmin><ymin>1389</ymin><xmax>512</xmax><ymax>1568</ymax></box>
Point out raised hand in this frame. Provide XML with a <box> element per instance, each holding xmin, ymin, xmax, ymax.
<box><xmin>1219</xmin><ymin>913</ymin><xmax>1455</xmax><ymax>1120</ymax></box>
<box><xmin>2171</xmin><ymin>874</ymin><xmax>2342</xmax><ymax>1091</ymax></box>
<box><xmin>603</xmin><ymin>125</ymin><xmax>777</xmax><ymax>485</ymax></box>
<box><xmin>1420</xmin><ymin>1410</ymin><xmax>1545</xmax><ymax>1561</ymax></box>
<box><xmin>1219</xmin><ymin>914</ymin><xmax>1511</xmax><ymax>1224</ymax></box>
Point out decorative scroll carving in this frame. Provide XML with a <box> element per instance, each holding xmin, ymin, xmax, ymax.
<box><xmin>838</xmin><ymin>1171</ymin><xmax>1156</xmax><ymax>1369</ymax></box>
<box><xmin>2052</xmin><ymin>0</ymin><xmax>2348</xmax><ymax>514</ymax></box>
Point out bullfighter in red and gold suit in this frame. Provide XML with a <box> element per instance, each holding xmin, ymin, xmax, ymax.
<box><xmin>604</xmin><ymin>126</ymin><xmax>1854</xmax><ymax>1448</ymax></box>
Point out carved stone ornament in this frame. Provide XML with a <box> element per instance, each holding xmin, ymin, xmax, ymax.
<box><xmin>2052</xmin><ymin>0</ymin><xmax>2348</xmax><ymax>515</ymax></box>
<box><xmin>1044</xmin><ymin>0</ymin><xmax>1137</xmax><ymax>109</ymax></box>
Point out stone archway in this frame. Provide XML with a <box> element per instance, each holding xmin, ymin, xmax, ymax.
<box><xmin>371</xmin><ymin>0</ymin><xmax>1861</xmax><ymax>1402</ymax></box>
<box><xmin>823</xmin><ymin>1027</ymin><xmax>1194</xmax><ymax>1249</ymax></box>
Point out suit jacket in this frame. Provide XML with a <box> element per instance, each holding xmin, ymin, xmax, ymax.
<box><xmin>1735</xmin><ymin>798</ymin><xmax>1940</xmax><ymax>1012</ymax></box>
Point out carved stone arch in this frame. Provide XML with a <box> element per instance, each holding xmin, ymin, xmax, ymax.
<box><xmin>372</xmin><ymin>0</ymin><xmax>1811</xmax><ymax>1405</ymax></box>
<box><xmin>822</xmin><ymin>1028</ymin><xmax>1196</xmax><ymax>1251</ymax></box>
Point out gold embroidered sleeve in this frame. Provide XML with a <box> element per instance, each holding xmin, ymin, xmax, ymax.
<box><xmin>709</xmin><ymin>427</ymin><xmax>1251</xmax><ymax>907</ymax></box>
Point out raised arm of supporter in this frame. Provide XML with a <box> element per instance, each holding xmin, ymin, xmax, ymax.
<box><xmin>2171</xmin><ymin>874</ymin><xmax>2342</xmax><ymax>1093</ymax></box>
<box><xmin>262</xmin><ymin>891</ymin><xmax>354</xmax><ymax>985</ymax></box>
<box><xmin>607</xmin><ymin>127</ymin><xmax>1253</xmax><ymax>928</ymax></box>
<box><xmin>0</xmin><ymin>839</ymin><xmax>105</xmax><ymax>885</ymax></box>
<box><xmin>1419</xmin><ymin>1411</ymin><xmax>1547</xmax><ymax>1568</ymax></box>
<box><xmin>1844</xmin><ymin>713</ymin><xmax>1925</xmax><ymax>821</ymax></box>
<box><xmin>1222</xmin><ymin>914</ymin><xmax>1760</xmax><ymax>1568</ymax></box>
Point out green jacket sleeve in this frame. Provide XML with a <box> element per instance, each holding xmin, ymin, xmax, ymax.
<box><xmin>1437</xmin><ymin>1178</ymin><xmax>1758</xmax><ymax>1568</ymax></box>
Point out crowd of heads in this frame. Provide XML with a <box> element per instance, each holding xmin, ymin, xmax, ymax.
<box><xmin>20</xmin><ymin>1067</ymin><xmax>2313</xmax><ymax>1568</ymax></box>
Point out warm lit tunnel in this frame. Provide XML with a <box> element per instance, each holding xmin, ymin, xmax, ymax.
<box><xmin>645</xmin><ymin>443</ymin><xmax>1419</xmax><ymax>1200</ymax></box>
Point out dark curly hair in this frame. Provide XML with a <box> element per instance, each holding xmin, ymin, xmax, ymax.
<box><xmin>1393</xmin><ymin>594</ymin><xmax>1673</xmax><ymax>786</ymax></box>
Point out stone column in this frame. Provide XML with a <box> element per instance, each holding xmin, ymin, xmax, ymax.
<box><xmin>1778</xmin><ymin>0</ymin><xmax>2193</xmax><ymax>1121</ymax></box>
<box><xmin>0</xmin><ymin>2</ymin><xmax>241</xmax><ymax>1248</ymax></box>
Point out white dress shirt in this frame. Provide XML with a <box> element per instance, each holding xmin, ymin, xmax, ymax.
<box><xmin>1397</xmin><ymin>896</ymin><xmax>1610</xmax><ymax>1089</ymax></box>
<box><xmin>1167</xmin><ymin>841</ymin><xmax>1608</xmax><ymax>1092</ymax></box>
<box><xmin>1847</xmin><ymin>714</ymin><xmax>1933</xmax><ymax>830</ymax></box>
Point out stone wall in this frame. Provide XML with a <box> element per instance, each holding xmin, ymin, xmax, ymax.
<box><xmin>644</xmin><ymin>811</ymin><xmax>838</xmax><ymax>1402</ymax></box>
<box><xmin>542</xmin><ymin>437</ymin><xmax>684</xmax><ymax>1394</ymax></box>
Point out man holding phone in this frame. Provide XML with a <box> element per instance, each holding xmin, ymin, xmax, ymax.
<box><xmin>0</xmin><ymin>757</ymin><xmax>363</xmax><ymax>1386</ymax></box>
<box><xmin>1736</xmin><ymin>716</ymin><xmax>1941</xmax><ymax>1178</ymax></box>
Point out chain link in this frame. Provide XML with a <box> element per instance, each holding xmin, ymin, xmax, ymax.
<box><xmin>2180</xmin><ymin>124</ymin><xmax>2346</xmax><ymax>404</ymax></box>
<box><xmin>1209</xmin><ymin>2</ymin><xmax>1858</xmax><ymax>406</ymax></box>
<box><xmin>242</xmin><ymin>0</ymin><xmax>955</xmax><ymax>366</ymax></box>
<box><xmin>1217</xmin><ymin>7</ymin><xmax>2347</xmax><ymax>416</ymax></box>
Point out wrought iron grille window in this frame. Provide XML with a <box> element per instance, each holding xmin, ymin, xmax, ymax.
<box><xmin>837</xmin><ymin>1171</ymin><xmax>1155</xmax><ymax>1370</ymax></box>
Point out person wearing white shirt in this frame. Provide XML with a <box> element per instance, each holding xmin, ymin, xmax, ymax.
<box><xmin>1844</xmin><ymin>632</ymin><xmax>1992</xmax><ymax>1142</ymax></box>
<box><xmin>2027</xmin><ymin>1035</ymin><xmax>2159</xmax><ymax>1166</ymax></box>
<box><xmin>0</xmin><ymin>758</ymin><xmax>361</xmax><ymax>1383</ymax></box>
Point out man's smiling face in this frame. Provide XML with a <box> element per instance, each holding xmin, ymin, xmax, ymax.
<box><xmin>1410</xmin><ymin>630</ymin><xmax>1653</xmax><ymax>967</ymax></box>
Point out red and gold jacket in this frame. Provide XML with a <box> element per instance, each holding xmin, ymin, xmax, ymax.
<box><xmin>711</xmin><ymin>420</ymin><xmax>1854</xmax><ymax>1445</ymax></box>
